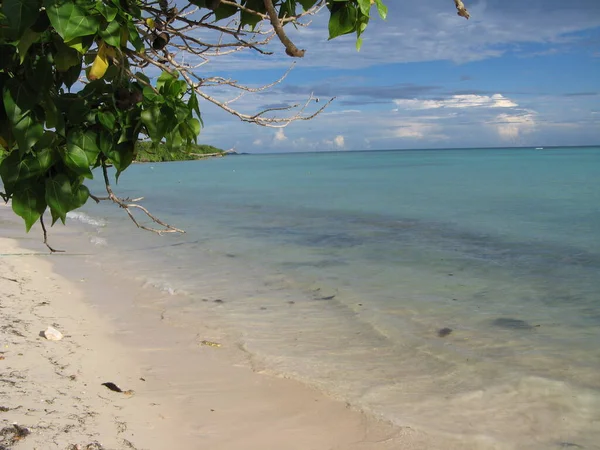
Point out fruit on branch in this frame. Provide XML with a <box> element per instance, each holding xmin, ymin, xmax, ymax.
<box><xmin>152</xmin><ymin>32</ymin><xmax>170</xmax><ymax>50</ymax></box>
<box><xmin>114</xmin><ymin>86</ymin><xmax>143</xmax><ymax>111</ymax></box>
<box><xmin>159</xmin><ymin>0</ymin><xmax>169</xmax><ymax>14</ymax></box>
<box><xmin>167</xmin><ymin>7</ymin><xmax>178</xmax><ymax>20</ymax></box>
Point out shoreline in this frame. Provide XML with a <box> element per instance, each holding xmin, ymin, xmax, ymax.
<box><xmin>0</xmin><ymin>218</ymin><xmax>419</xmax><ymax>449</ymax></box>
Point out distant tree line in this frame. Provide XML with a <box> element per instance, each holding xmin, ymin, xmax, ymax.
<box><xmin>134</xmin><ymin>141</ymin><xmax>225</xmax><ymax>162</ymax></box>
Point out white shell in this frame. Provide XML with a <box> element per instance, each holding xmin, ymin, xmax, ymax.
<box><xmin>43</xmin><ymin>326</ymin><xmax>63</xmax><ymax>341</ymax></box>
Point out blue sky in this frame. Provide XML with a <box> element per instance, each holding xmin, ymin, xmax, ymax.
<box><xmin>191</xmin><ymin>0</ymin><xmax>600</xmax><ymax>152</ymax></box>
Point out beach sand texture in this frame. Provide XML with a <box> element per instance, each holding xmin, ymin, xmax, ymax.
<box><xmin>0</xmin><ymin>232</ymin><xmax>442</xmax><ymax>450</ymax></box>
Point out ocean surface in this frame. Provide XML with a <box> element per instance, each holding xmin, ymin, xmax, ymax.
<box><xmin>69</xmin><ymin>147</ymin><xmax>600</xmax><ymax>449</ymax></box>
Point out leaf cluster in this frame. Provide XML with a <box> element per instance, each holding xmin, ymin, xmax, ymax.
<box><xmin>0</xmin><ymin>0</ymin><xmax>388</xmax><ymax>234</ymax></box>
<box><xmin>0</xmin><ymin>0</ymin><xmax>202</xmax><ymax>231</ymax></box>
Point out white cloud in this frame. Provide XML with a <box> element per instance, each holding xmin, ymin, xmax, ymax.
<box><xmin>394</xmin><ymin>94</ymin><xmax>518</xmax><ymax>110</ymax></box>
<box><xmin>391</xmin><ymin>122</ymin><xmax>448</xmax><ymax>140</ymax></box>
<box><xmin>333</xmin><ymin>135</ymin><xmax>345</xmax><ymax>148</ymax></box>
<box><xmin>273</xmin><ymin>129</ymin><xmax>287</xmax><ymax>142</ymax></box>
<box><xmin>488</xmin><ymin>112</ymin><xmax>536</xmax><ymax>141</ymax></box>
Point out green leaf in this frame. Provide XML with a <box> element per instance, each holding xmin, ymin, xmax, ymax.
<box><xmin>70</xmin><ymin>183</ymin><xmax>89</xmax><ymax>210</ymax></box>
<box><xmin>63</xmin><ymin>130</ymin><xmax>94</xmax><ymax>177</ymax></box>
<box><xmin>45</xmin><ymin>173</ymin><xmax>72</xmax><ymax>224</ymax></box>
<box><xmin>54</xmin><ymin>40</ymin><xmax>81</xmax><ymax>71</ymax></box>
<box><xmin>26</xmin><ymin>51</ymin><xmax>54</xmax><ymax>92</ymax></box>
<box><xmin>142</xmin><ymin>86</ymin><xmax>163</xmax><ymax>103</ymax></box>
<box><xmin>213</xmin><ymin>2</ymin><xmax>238</xmax><ymax>21</ymax></box>
<box><xmin>374</xmin><ymin>0</ymin><xmax>387</xmax><ymax>20</ymax></box>
<box><xmin>298</xmin><ymin>0</ymin><xmax>318</xmax><ymax>10</ymax></box>
<box><xmin>97</xmin><ymin>110</ymin><xmax>116</xmax><ymax>131</ymax></box>
<box><xmin>107</xmin><ymin>141</ymin><xmax>135</xmax><ymax>179</ymax></box>
<box><xmin>100</xmin><ymin>20</ymin><xmax>121</xmax><ymax>47</ymax></box>
<box><xmin>188</xmin><ymin>92</ymin><xmax>200</xmax><ymax>117</ymax></box>
<box><xmin>17</xmin><ymin>28</ymin><xmax>42</xmax><ymax>63</ymax></box>
<box><xmin>240</xmin><ymin>0</ymin><xmax>264</xmax><ymax>29</ymax></box>
<box><xmin>64</xmin><ymin>36</ymin><xmax>89</xmax><ymax>54</ymax></box>
<box><xmin>141</xmin><ymin>106</ymin><xmax>167</xmax><ymax>141</ymax></box>
<box><xmin>2</xmin><ymin>83</ymin><xmax>44</xmax><ymax>156</ymax></box>
<box><xmin>12</xmin><ymin>180</ymin><xmax>46</xmax><ymax>232</ymax></box>
<box><xmin>2</xmin><ymin>0</ymin><xmax>41</xmax><ymax>38</ymax></box>
<box><xmin>166</xmin><ymin>128</ymin><xmax>183</xmax><ymax>151</ymax></box>
<box><xmin>62</xmin><ymin>60</ymin><xmax>83</xmax><ymax>89</ymax></box>
<box><xmin>187</xmin><ymin>117</ymin><xmax>201</xmax><ymax>137</ymax></box>
<box><xmin>126</xmin><ymin>22</ymin><xmax>144</xmax><ymax>52</ymax></box>
<box><xmin>328</xmin><ymin>3</ymin><xmax>358</xmax><ymax>39</ymax></box>
<box><xmin>41</xmin><ymin>92</ymin><xmax>61</xmax><ymax>129</ymax></box>
<box><xmin>356</xmin><ymin>36</ymin><xmax>363</xmax><ymax>51</ymax></box>
<box><xmin>95</xmin><ymin>1</ymin><xmax>117</xmax><ymax>21</ymax></box>
<box><xmin>0</xmin><ymin>147</ymin><xmax>53</xmax><ymax>195</ymax></box>
<box><xmin>5</xmin><ymin>78</ymin><xmax>37</xmax><ymax>112</ymax></box>
<box><xmin>156</xmin><ymin>70</ymin><xmax>177</xmax><ymax>92</ymax></box>
<box><xmin>45</xmin><ymin>0</ymin><xmax>100</xmax><ymax>42</ymax></box>
<box><xmin>356</xmin><ymin>0</ymin><xmax>370</xmax><ymax>16</ymax></box>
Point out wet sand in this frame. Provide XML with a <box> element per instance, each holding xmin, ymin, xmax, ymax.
<box><xmin>0</xmin><ymin>211</ymin><xmax>434</xmax><ymax>449</ymax></box>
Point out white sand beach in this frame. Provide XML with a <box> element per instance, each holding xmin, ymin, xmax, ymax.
<box><xmin>0</xmin><ymin>215</ymin><xmax>432</xmax><ymax>449</ymax></box>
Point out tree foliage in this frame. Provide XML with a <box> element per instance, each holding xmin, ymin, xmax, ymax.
<box><xmin>0</xmin><ymin>0</ymin><xmax>468</xmax><ymax>243</ymax></box>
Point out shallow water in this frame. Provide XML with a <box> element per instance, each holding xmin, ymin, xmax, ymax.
<box><xmin>67</xmin><ymin>147</ymin><xmax>600</xmax><ymax>449</ymax></box>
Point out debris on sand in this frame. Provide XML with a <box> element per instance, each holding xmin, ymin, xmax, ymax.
<box><xmin>0</xmin><ymin>424</ymin><xmax>30</xmax><ymax>447</ymax></box>
<box><xmin>101</xmin><ymin>382</ymin><xmax>134</xmax><ymax>396</ymax></box>
<box><xmin>42</xmin><ymin>326</ymin><xmax>64</xmax><ymax>341</ymax></box>
<box><xmin>67</xmin><ymin>442</ymin><xmax>104</xmax><ymax>450</ymax></box>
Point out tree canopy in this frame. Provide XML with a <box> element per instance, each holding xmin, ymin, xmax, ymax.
<box><xmin>0</xmin><ymin>0</ymin><xmax>469</xmax><ymax>249</ymax></box>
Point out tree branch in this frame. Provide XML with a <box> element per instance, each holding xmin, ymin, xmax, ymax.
<box><xmin>40</xmin><ymin>215</ymin><xmax>64</xmax><ymax>253</ymax></box>
<box><xmin>263</xmin><ymin>0</ymin><xmax>305</xmax><ymax>57</ymax></box>
<box><xmin>100</xmin><ymin>160</ymin><xmax>185</xmax><ymax>235</ymax></box>
<box><xmin>454</xmin><ymin>0</ymin><xmax>470</xmax><ymax>19</ymax></box>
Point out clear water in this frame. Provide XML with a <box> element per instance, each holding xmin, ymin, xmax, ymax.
<box><xmin>70</xmin><ymin>147</ymin><xmax>600</xmax><ymax>449</ymax></box>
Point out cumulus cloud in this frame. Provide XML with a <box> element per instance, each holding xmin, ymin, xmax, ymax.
<box><xmin>390</xmin><ymin>122</ymin><xmax>448</xmax><ymax>141</ymax></box>
<box><xmin>488</xmin><ymin>112</ymin><xmax>536</xmax><ymax>141</ymax></box>
<box><xmin>273</xmin><ymin>129</ymin><xmax>287</xmax><ymax>142</ymax></box>
<box><xmin>394</xmin><ymin>94</ymin><xmax>518</xmax><ymax>110</ymax></box>
<box><xmin>333</xmin><ymin>135</ymin><xmax>345</xmax><ymax>148</ymax></box>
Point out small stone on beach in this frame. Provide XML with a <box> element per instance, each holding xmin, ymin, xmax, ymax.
<box><xmin>42</xmin><ymin>326</ymin><xmax>63</xmax><ymax>341</ymax></box>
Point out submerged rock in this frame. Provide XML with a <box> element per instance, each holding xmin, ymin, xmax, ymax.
<box><xmin>492</xmin><ymin>318</ymin><xmax>534</xmax><ymax>330</ymax></box>
<box><xmin>437</xmin><ymin>327</ymin><xmax>453</xmax><ymax>337</ymax></box>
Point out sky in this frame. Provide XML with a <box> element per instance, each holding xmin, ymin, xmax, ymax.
<box><xmin>185</xmin><ymin>0</ymin><xmax>600</xmax><ymax>152</ymax></box>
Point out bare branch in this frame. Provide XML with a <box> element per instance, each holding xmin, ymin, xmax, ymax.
<box><xmin>263</xmin><ymin>0</ymin><xmax>305</xmax><ymax>57</ymax></box>
<box><xmin>40</xmin><ymin>215</ymin><xmax>65</xmax><ymax>253</ymax></box>
<box><xmin>454</xmin><ymin>0</ymin><xmax>470</xmax><ymax>19</ymax></box>
<box><xmin>100</xmin><ymin>161</ymin><xmax>185</xmax><ymax>235</ymax></box>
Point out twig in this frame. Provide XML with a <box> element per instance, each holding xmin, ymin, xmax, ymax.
<box><xmin>454</xmin><ymin>0</ymin><xmax>470</xmax><ymax>19</ymax></box>
<box><xmin>100</xmin><ymin>161</ymin><xmax>184</xmax><ymax>235</ymax></box>
<box><xmin>40</xmin><ymin>215</ymin><xmax>65</xmax><ymax>253</ymax></box>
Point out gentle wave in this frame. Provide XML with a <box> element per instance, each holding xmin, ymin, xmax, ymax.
<box><xmin>66</xmin><ymin>211</ymin><xmax>107</xmax><ymax>228</ymax></box>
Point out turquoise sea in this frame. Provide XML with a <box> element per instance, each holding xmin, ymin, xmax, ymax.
<box><xmin>69</xmin><ymin>147</ymin><xmax>600</xmax><ymax>449</ymax></box>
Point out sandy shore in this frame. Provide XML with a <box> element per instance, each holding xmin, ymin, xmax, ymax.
<box><xmin>0</xmin><ymin>218</ymin><xmax>426</xmax><ymax>449</ymax></box>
